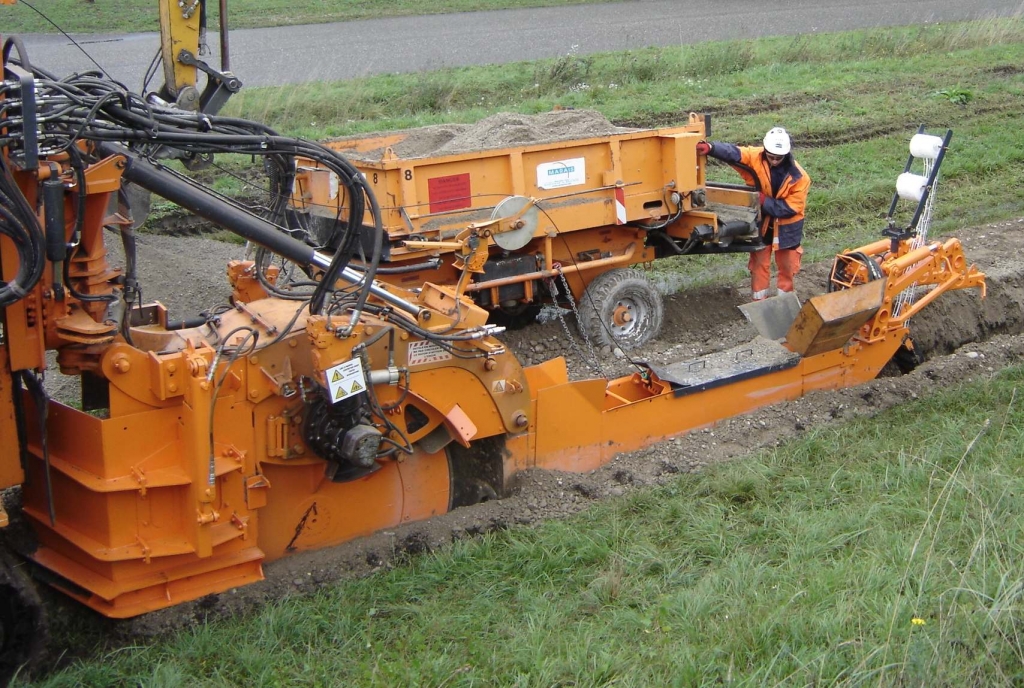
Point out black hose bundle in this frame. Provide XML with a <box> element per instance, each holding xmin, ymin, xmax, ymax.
<box><xmin>1</xmin><ymin>51</ymin><xmax>383</xmax><ymax>314</ymax></box>
<box><xmin>0</xmin><ymin>155</ymin><xmax>45</xmax><ymax>308</ymax></box>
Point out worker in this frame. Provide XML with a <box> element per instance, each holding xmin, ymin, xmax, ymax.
<box><xmin>696</xmin><ymin>128</ymin><xmax>811</xmax><ymax>301</ymax></box>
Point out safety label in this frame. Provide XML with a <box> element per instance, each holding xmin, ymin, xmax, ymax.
<box><xmin>428</xmin><ymin>173</ymin><xmax>472</xmax><ymax>213</ymax></box>
<box><xmin>536</xmin><ymin>157</ymin><xmax>586</xmax><ymax>189</ymax></box>
<box><xmin>407</xmin><ymin>339</ymin><xmax>453</xmax><ymax>366</ymax></box>
<box><xmin>325</xmin><ymin>358</ymin><xmax>367</xmax><ymax>403</ymax></box>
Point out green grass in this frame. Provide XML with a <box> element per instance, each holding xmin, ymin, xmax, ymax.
<box><xmin>2</xmin><ymin>0</ymin><xmax>616</xmax><ymax>33</ymax></box>
<box><xmin>12</xmin><ymin>18</ymin><xmax>1024</xmax><ymax>687</ymax></box>
<box><xmin>25</xmin><ymin>366</ymin><xmax>1024</xmax><ymax>686</ymax></box>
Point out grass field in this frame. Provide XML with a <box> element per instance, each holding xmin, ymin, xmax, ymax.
<box><xmin>11</xmin><ymin>16</ymin><xmax>1024</xmax><ymax>688</ymax></box>
<box><xmin>1</xmin><ymin>0</ymin><xmax>613</xmax><ymax>33</ymax></box>
<box><xmin>213</xmin><ymin>18</ymin><xmax>1024</xmax><ymax>287</ymax></box>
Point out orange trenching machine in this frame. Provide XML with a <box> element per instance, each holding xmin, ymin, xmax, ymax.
<box><xmin>0</xmin><ymin>33</ymin><xmax>985</xmax><ymax>683</ymax></box>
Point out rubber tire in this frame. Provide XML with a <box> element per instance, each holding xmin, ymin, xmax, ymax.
<box><xmin>0</xmin><ymin>550</ymin><xmax>47</xmax><ymax>686</ymax></box>
<box><xmin>577</xmin><ymin>268</ymin><xmax>664</xmax><ymax>349</ymax></box>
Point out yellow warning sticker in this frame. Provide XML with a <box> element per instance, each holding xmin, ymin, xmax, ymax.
<box><xmin>324</xmin><ymin>358</ymin><xmax>366</xmax><ymax>404</ymax></box>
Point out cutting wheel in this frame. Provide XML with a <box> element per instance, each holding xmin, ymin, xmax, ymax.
<box><xmin>490</xmin><ymin>196</ymin><xmax>539</xmax><ymax>251</ymax></box>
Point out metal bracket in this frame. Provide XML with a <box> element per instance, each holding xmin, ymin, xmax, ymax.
<box><xmin>177</xmin><ymin>49</ymin><xmax>243</xmax><ymax>115</ymax></box>
<box><xmin>6</xmin><ymin>65</ymin><xmax>38</xmax><ymax>170</ymax></box>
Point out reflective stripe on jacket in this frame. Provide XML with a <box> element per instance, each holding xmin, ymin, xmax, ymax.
<box><xmin>708</xmin><ymin>142</ymin><xmax>811</xmax><ymax>250</ymax></box>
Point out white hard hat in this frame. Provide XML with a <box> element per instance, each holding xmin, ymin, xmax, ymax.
<box><xmin>763</xmin><ymin>127</ymin><xmax>791</xmax><ymax>155</ymax></box>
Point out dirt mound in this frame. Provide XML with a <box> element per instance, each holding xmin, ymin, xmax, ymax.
<box><xmin>336</xmin><ymin>109</ymin><xmax>637</xmax><ymax>160</ymax></box>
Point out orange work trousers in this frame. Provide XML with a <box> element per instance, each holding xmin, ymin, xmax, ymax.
<box><xmin>748</xmin><ymin>246</ymin><xmax>803</xmax><ymax>300</ymax></box>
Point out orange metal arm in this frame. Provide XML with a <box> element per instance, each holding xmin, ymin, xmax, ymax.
<box><xmin>882</xmin><ymin>238</ymin><xmax>985</xmax><ymax>327</ymax></box>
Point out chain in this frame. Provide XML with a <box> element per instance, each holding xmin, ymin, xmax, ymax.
<box><xmin>545</xmin><ymin>265</ymin><xmax>603</xmax><ymax>375</ymax></box>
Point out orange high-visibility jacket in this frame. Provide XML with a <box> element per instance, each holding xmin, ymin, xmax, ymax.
<box><xmin>707</xmin><ymin>142</ymin><xmax>811</xmax><ymax>249</ymax></box>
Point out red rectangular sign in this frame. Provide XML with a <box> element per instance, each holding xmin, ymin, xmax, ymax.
<box><xmin>427</xmin><ymin>173</ymin><xmax>472</xmax><ymax>214</ymax></box>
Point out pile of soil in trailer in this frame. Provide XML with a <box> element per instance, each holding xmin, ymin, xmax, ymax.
<box><xmin>330</xmin><ymin>109</ymin><xmax>638</xmax><ymax>161</ymax></box>
<box><xmin>11</xmin><ymin>217</ymin><xmax>1024</xmax><ymax>662</ymax></box>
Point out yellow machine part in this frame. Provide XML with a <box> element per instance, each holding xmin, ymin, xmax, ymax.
<box><xmin>158</xmin><ymin>0</ymin><xmax>202</xmax><ymax>99</ymax></box>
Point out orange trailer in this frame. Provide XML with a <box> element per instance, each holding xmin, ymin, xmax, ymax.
<box><xmin>290</xmin><ymin>112</ymin><xmax>761</xmax><ymax>347</ymax></box>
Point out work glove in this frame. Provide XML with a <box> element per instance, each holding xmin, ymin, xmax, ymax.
<box><xmin>696</xmin><ymin>141</ymin><xmax>712</xmax><ymax>156</ymax></box>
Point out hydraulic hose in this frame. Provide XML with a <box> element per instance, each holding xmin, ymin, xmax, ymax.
<box><xmin>99</xmin><ymin>142</ymin><xmax>318</xmax><ymax>267</ymax></box>
<box><xmin>0</xmin><ymin>158</ymin><xmax>46</xmax><ymax>308</ymax></box>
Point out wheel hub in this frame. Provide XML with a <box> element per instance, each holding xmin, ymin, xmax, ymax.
<box><xmin>611</xmin><ymin>299</ymin><xmax>640</xmax><ymax>334</ymax></box>
<box><xmin>578</xmin><ymin>267</ymin><xmax>664</xmax><ymax>349</ymax></box>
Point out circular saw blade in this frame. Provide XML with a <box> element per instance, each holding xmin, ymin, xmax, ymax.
<box><xmin>490</xmin><ymin>196</ymin><xmax>538</xmax><ymax>251</ymax></box>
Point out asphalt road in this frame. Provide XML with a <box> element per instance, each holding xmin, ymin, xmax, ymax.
<box><xmin>10</xmin><ymin>0</ymin><xmax>1024</xmax><ymax>90</ymax></box>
